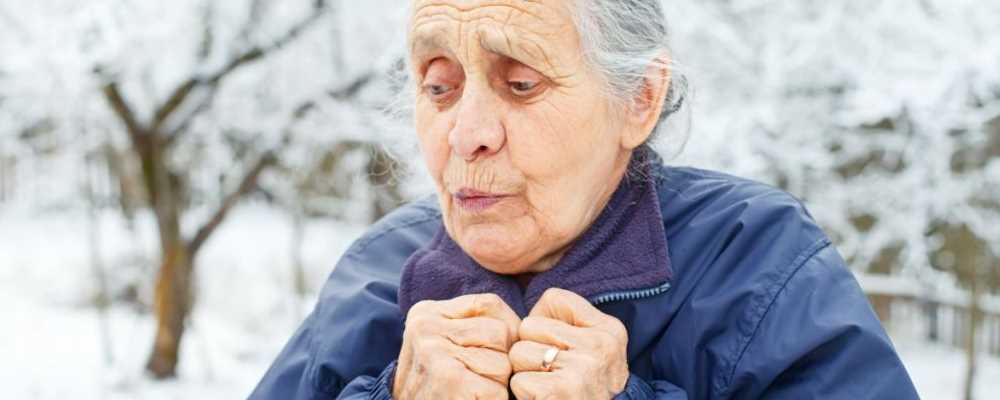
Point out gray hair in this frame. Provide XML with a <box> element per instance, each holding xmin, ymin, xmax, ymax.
<box><xmin>572</xmin><ymin>0</ymin><xmax>687</xmax><ymax>145</ymax></box>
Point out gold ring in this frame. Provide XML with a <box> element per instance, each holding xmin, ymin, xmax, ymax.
<box><xmin>541</xmin><ymin>347</ymin><xmax>560</xmax><ymax>371</ymax></box>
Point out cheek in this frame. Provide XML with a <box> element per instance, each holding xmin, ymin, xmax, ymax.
<box><xmin>508</xmin><ymin>97</ymin><xmax>618</xmax><ymax>172</ymax></box>
<box><xmin>503</xmin><ymin>96</ymin><xmax>623</xmax><ymax>229</ymax></box>
<box><xmin>414</xmin><ymin>105</ymin><xmax>454</xmax><ymax>181</ymax></box>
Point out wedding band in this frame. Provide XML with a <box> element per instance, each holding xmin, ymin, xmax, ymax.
<box><xmin>541</xmin><ymin>347</ymin><xmax>560</xmax><ymax>371</ymax></box>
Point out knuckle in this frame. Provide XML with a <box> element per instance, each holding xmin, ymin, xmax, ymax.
<box><xmin>473</xmin><ymin>293</ymin><xmax>504</xmax><ymax>314</ymax></box>
<box><xmin>409</xmin><ymin>300</ymin><xmax>436</xmax><ymax>317</ymax></box>
<box><xmin>539</xmin><ymin>288</ymin><xmax>564</xmax><ymax>303</ymax></box>
<box><xmin>405</xmin><ymin>315</ymin><xmax>434</xmax><ymax>334</ymax></box>
<box><xmin>520</xmin><ymin>316</ymin><xmax>541</xmax><ymax>331</ymax></box>
<box><xmin>509</xmin><ymin>373</ymin><xmax>528</xmax><ymax>391</ymax></box>
<box><xmin>608</xmin><ymin>319</ymin><xmax>629</xmax><ymax>343</ymax></box>
<box><xmin>483</xmin><ymin>318</ymin><xmax>510</xmax><ymax>345</ymax></box>
<box><xmin>495</xmin><ymin>356</ymin><xmax>513</xmax><ymax>378</ymax></box>
<box><xmin>510</xmin><ymin>341</ymin><xmax>535</xmax><ymax>360</ymax></box>
<box><xmin>509</xmin><ymin>340</ymin><xmax>530</xmax><ymax>356</ymax></box>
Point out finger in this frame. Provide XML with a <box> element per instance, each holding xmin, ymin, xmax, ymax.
<box><xmin>436</xmin><ymin>294</ymin><xmax>521</xmax><ymax>341</ymax></box>
<box><xmin>518</xmin><ymin>316</ymin><xmax>591</xmax><ymax>349</ymax></box>
<box><xmin>529</xmin><ymin>287</ymin><xmax>608</xmax><ymax>328</ymax></box>
<box><xmin>509</xmin><ymin>340</ymin><xmax>578</xmax><ymax>373</ymax></box>
<box><xmin>452</xmin><ymin>346</ymin><xmax>513</xmax><ymax>385</ymax></box>
<box><xmin>510</xmin><ymin>371</ymin><xmax>560</xmax><ymax>400</ymax></box>
<box><xmin>414</xmin><ymin>338</ymin><xmax>513</xmax><ymax>389</ymax></box>
<box><xmin>459</xmin><ymin>367</ymin><xmax>510</xmax><ymax>400</ymax></box>
<box><xmin>442</xmin><ymin>316</ymin><xmax>513</xmax><ymax>352</ymax></box>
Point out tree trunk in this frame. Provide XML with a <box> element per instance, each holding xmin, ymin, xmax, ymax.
<box><xmin>142</xmin><ymin>139</ymin><xmax>195</xmax><ymax>379</ymax></box>
<box><xmin>85</xmin><ymin>154</ymin><xmax>114</xmax><ymax>366</ymax></box>
<box><xmin>146</xmin><ymin>239</ymin><xmax>193</xmax><ymax>378</ymax></box>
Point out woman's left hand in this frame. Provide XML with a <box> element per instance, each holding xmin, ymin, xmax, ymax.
<box><xmin>509</xmin><ymin>288</ymin><xmax>630</xmax><ymax>399</ymax></box>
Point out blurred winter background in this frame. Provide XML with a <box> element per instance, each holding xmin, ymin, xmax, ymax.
<box><xmin>0</xmin><ymin>0</ymin><xmax>997</xmax><ymax>398</ymax></box>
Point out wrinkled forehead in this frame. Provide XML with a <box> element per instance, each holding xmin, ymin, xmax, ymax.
<box><xmin>408</xmin><ymin>0</ymin><xmax>581</xmax><ymax>76</ymax></box>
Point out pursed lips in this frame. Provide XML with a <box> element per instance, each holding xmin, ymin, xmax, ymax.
<box><xmin>453</xmin><ymin>188</ymin><xmax>511</xmax><ymax>212</ymax></box>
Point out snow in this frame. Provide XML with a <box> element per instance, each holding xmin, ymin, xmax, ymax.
<box><xmin>0</xmin><ymin>205</ymin><xmax>364</xmax><ymax>399</ymax></box>
<box><xmin>893</xmin><ymin>332</ymin><xmax>1000</xmax><ymax>399</ymax></box>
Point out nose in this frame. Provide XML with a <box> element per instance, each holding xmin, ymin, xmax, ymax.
<box><xmin>448</xmin><ymin>88</ymin><xmax>506</xmax><ymax>161</ymax></box>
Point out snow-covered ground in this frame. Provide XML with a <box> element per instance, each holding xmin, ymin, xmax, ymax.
<box><xmin>1</xmin><ymin>206</ymin><xmax>997</xmax><ymax>399</ymax></box>
<box><xmin>893</xmin><ymin>335</ymin><xmax>999</xmax><ymax>400</ymax></box>
<box><xmin>1</xmin><ymin>204</ymin><xmax>364</xmax><ymax>399</ymax></box>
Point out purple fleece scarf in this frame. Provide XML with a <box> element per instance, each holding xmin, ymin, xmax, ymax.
<box><xmin>398</xmin><ymin>155</ymin><xmax>673</xmax><ymax>317</ymax></box>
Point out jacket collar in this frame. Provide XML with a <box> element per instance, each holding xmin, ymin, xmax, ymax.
<box><xmin>398</xmin><ymin>152</ymin><xmax>673</xmax><ymax>317</ymax></box>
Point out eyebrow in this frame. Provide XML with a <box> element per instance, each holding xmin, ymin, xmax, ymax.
<box><xmin>477</xmin><ymin>30</ymin><xmax>513</xmax><ymax>57</ymax></box>
<box><xmin>410</xmin><ymin>26</ymin><xmax>555</xmax><ymax>75</ymax></box>
<box><xmin>410</xmin><ymin>29</ymin><xmax>451</xmax><ymax>59</ymax></box>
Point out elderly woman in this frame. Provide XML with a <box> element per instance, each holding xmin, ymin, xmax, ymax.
<box><xmin>252</xmin><ymin>0</ymin><xmax>918</xmax><ymax>399</ymax></box>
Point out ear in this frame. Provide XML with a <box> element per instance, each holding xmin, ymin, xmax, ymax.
<box><xmin>620</xmin><ymin>57</ymin><xmax>672</xmax><ymax>150</ymax></box>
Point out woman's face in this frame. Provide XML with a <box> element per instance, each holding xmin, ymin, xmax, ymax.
<box><xmin>409</xmin><ymin>0</ymin><xmax>652</xmax><ymax>275</ymax></box>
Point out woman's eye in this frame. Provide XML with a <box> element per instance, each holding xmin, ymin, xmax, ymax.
<box><xmin>509</xmin><ymin>80</ymin><xmax>540</xmax><ymax>96</ymax></box>
<box><xmin>425</xmin><ymin>84</ymin><xmax>452</xmax><ymax>96</ymax></box>
<box><xmin>422</xmin><ymin>83</ymin><xmax>456</xmax><ymax>102</ymax></box>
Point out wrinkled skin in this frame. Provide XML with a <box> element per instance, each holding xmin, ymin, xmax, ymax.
<box><xmin>393</xmin><ymin>294</ymin><xmax>521</xmax><ymax>400</ymax></box>
<box><xmin>509</xmin><ymin>288</ymin><xmax>630</xmax><ymax>399</ymax></box>
<box><xmin>393</xmin><ymin>291</ymin><xmax>630</xmax><ymax>400</ymax></box>
<box><xmin>400</xmin><ymin>0</ymin><xmax>670</xmax><ymax>398</ymax></box>
<box><xmin>409</xmin><ymin>0</ymin><xmax>668</xmax><ymax>275</ymax></box>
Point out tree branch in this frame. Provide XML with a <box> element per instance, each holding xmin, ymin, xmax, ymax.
<box><xmin>235</xmin><ymin>0</ymin><xmax>266</xmax><ymax>47</ymax></box>
<box><xmin>151</xmin><ymin>2</ymin><xmax>329</xmax><ymax>134</ymax></box>
<box><xmin>197</xmin><ymin>1</ymin><xmax>215</xmax><ymax>62</ymax></box>
<box><xmin>188</xmin><ymin>151</ymin><xmax>277</xmax><ymax>255</ymax></box>
<box><xmin>101</xmin><ymin>82</ymin><xmax>147</xmax><ymax>144</ymax></box>
<box><xmin>204</xmin><ymin>3</ymin><xmax>328</xmax><ymax>86</ymax></box>
<box><xmin>163</xmin><ymin>86</ymin><xmax>220</xmax><ymax>147</ymax></box>
<box><xmin>151</xmin><ymin>79</ymin><xmax>199</xmax><ymax>132</ymax></box>
<box><xmin>328</xmin><ymin>71</ymin><xmax>376</xmax><ymax>101</ymax></box>
<box><xmin>166</xmin><ymin>62</ymin><xmax>372</xmax><ymax>147</ymax></box>
<box><xmin>184</xmin><ymin>87</ymin><xmax>328</xmax><ymax>255</ymax></box>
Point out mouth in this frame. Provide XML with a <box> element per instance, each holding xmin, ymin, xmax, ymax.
<box><xmin>453</xmin><ymin>188</ymin><xmax>510</xmax><ymax>213</ymax></box>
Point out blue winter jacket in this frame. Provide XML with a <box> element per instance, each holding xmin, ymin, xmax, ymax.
<box><xmin>250</xmin><ymin>165</ymin><xmax>918</xmax><ymax>399</ymax></box>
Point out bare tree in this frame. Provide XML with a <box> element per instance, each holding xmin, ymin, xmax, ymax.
<box><xmin>97</xmin><ymin>1</ymin><xmax>335</xmax><ymax>378</ymax></box>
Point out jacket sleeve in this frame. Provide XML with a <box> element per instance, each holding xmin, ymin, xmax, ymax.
<box><xmin>336</xmin><ymin>361</ymin><xmax>397</xmax><ymax>399</ymax></box>
<box><xmin>249</xmin><ymin>204</ymin><xmax>440</xmax><ymax>399</ymax></box>
<box><xmin>246</xmin><ymin>252</ymin><xmax>405</xmax><ymax>400</ymax></box>
<box><xmin>613</xmin><ymin>374</ymin><xmax>688</xmax><ymax>399</ymax></box>
<box><xmin>724</xmin><ymin>244</ymin><xmax>919</xmax><ymax>399</ymax></box>
<box><xmin>247</xmin><ymin>309</ymin><xmax>320</xmax><ymax>399</ymax></box>
<box><xmin>248</xmin><ymin>307</ymin><xmax>397</xmax><ymax>399</ymax></box>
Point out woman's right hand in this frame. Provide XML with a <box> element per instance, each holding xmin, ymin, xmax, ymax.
<box><xmin>393</xmin><ymin>294</ymin><xmax>521</xmax><ymax>400</ymax></box>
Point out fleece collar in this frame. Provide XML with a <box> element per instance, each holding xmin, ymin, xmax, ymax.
<box><xmin>398</xmin><ymin>154</ymin><xmax>673</xmax><ymax>317</ymax></box>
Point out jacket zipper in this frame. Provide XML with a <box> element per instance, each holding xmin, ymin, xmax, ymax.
<box><xmin>588</xmin><ymin>281</ymin><xmax>672</xmax><ymax>306</ymax></box>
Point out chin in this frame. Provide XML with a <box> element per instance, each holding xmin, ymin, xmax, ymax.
<box><xmin>455</xmin><ymin>227</ymin><xmax>537</xmax><ymax>275</ymax></box>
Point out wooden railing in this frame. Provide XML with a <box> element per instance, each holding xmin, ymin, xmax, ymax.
<box><xmin>860</xmin><ymin>273</ymin><xmax>1000</xmax><ymax>356</ymax></box>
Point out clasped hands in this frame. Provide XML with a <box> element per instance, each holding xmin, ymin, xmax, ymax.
<box><xmin>393</xmin><ymin>288</ymin><xmax>630</xmax><ymax>400</ymax></box>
